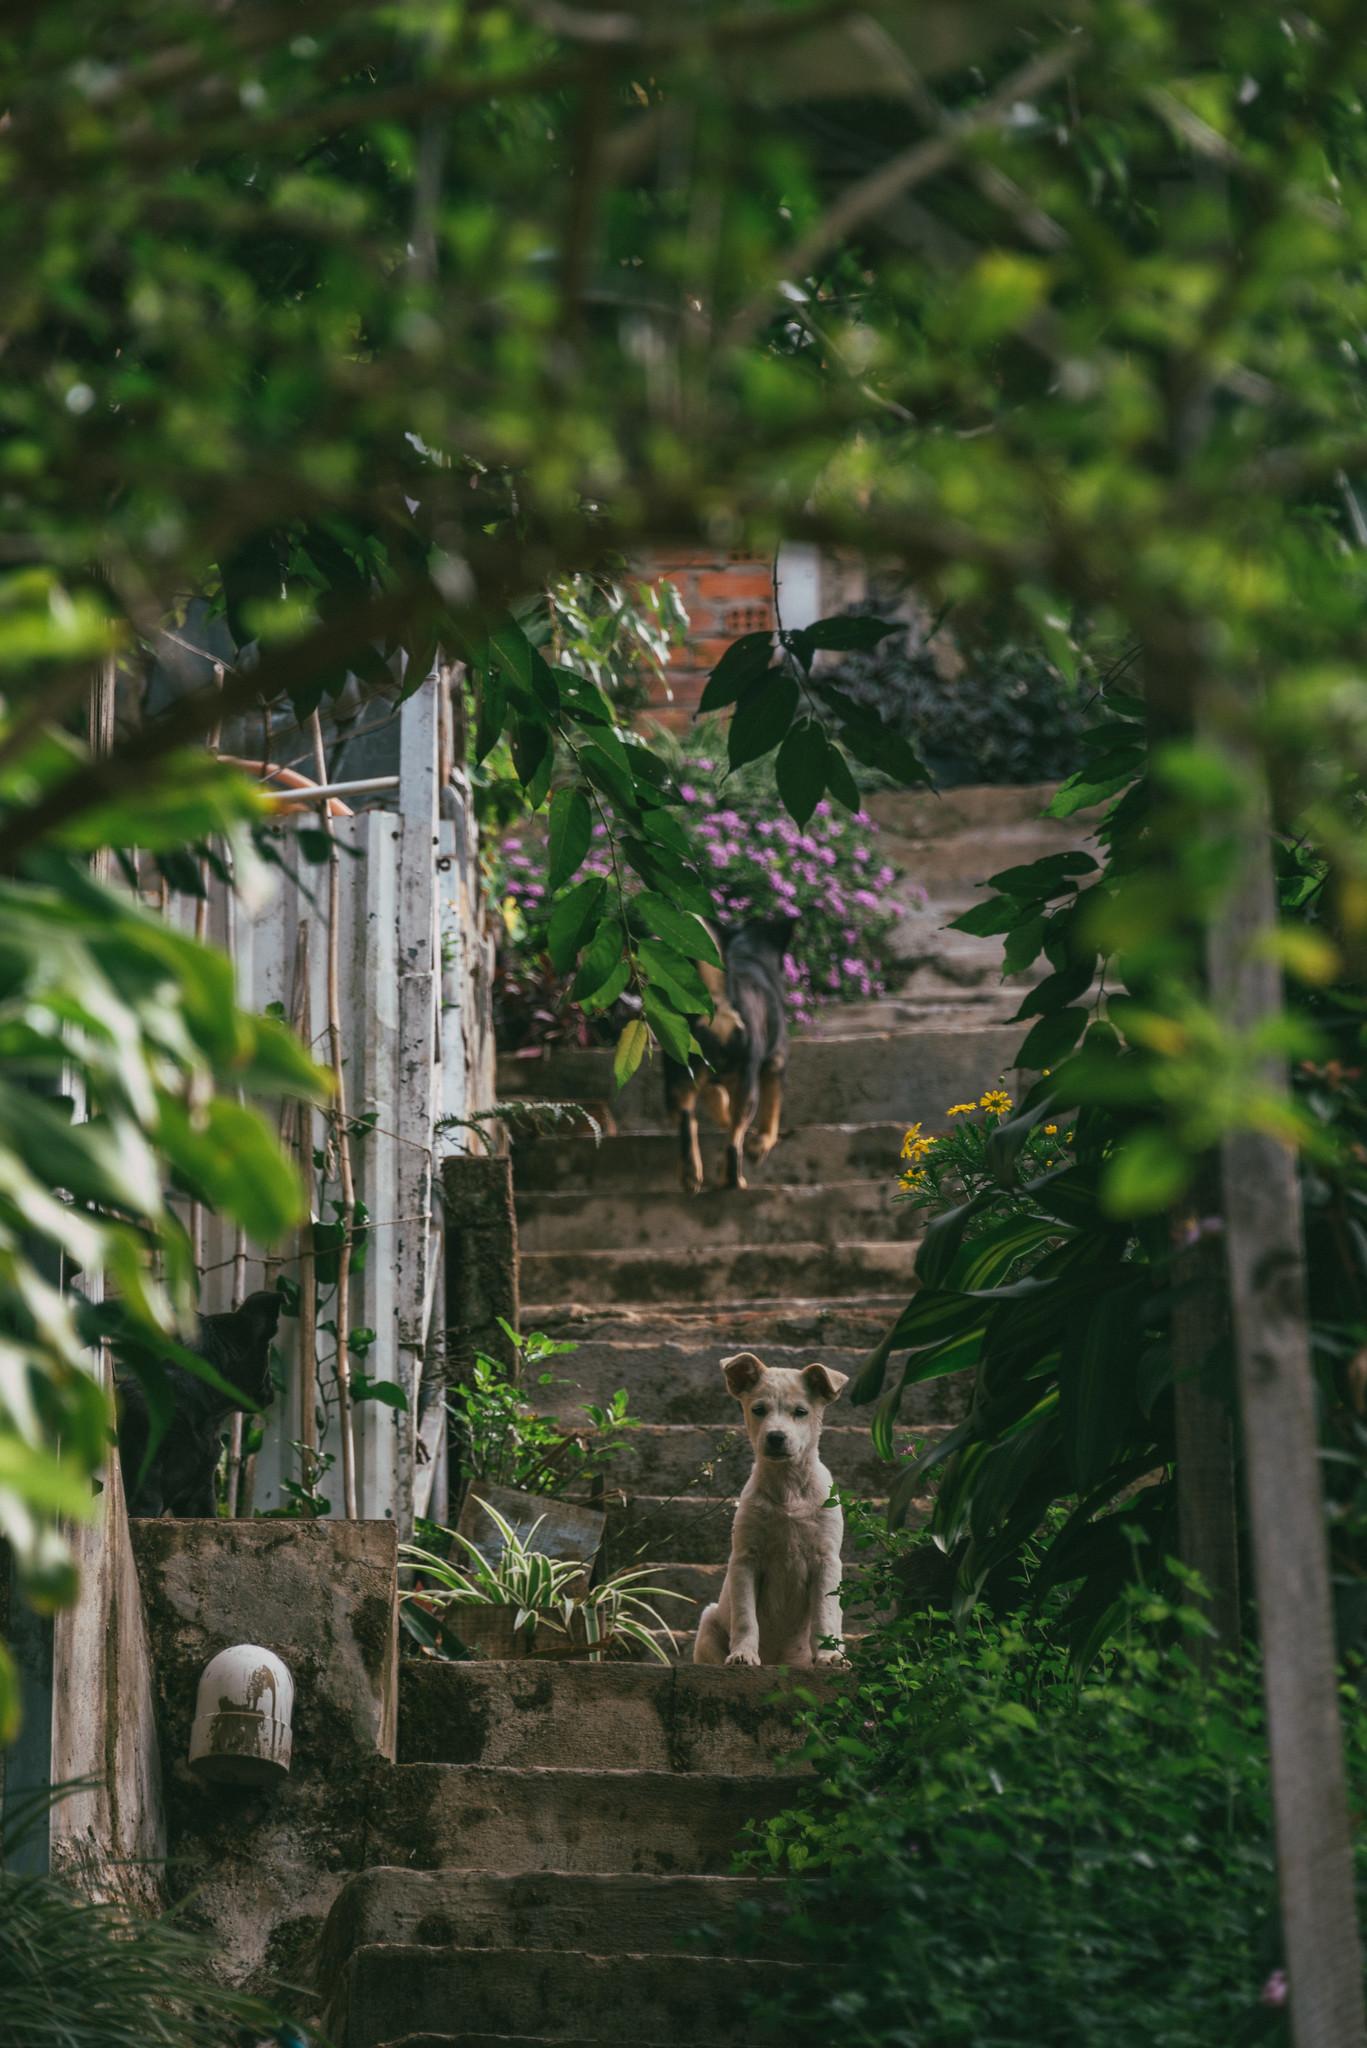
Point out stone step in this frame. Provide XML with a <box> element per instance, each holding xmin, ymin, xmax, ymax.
<box><xmin>524</xmin><ymin>1299</ymin><xmax>906</xmax><ymax>1350</ymax></box>
<box><xmin>600</xmin><ymin>1492</ymin><xmax>928</xmax><ymax>1569</ymax></box>
<box><xmin>588</xmin><ymin>1421</ymin><xmax>934</xmax><ymax>1498</ymax></box>
<box><xmin>528</xmin><ymin>1341</ymin><xmax>967</xmax><ymax>1429</ymax></box>
<box><xmin>397</xmin><ymin>1663</ymin><xmax>832</xmax><ymax>1772</ymax></box>
<box><xmin>515</xmin><ymin>1179</ymin><xmax>913</xmax><ymax>1254</ymax></box>
<box><xmin>375</xmin><ymin>2037</ymin><xmax>606</xmax><ymax>2048</ymax></box>
<box><xmin>334</xmin><ymin>1945</ymin><xmax>796</xmax><ymax>2048</ymax></box>
<box><xmin>368</xmin><ymin>1764</ymin><xmax>793</xmax><ymax>1876</ymax></box>
<box><xmin>323</xmin><ymin>1870</ymin><xmax>792</xmax><ymax>1979</ymax></box>
<box><xmin>520</xmin><ymin>1238</ymin><xmax>922</xmax><ymax>1310</ymax></box>
<box><xmin>511</xmin><ymin>1121</ymin><xmax>908</xmax><ymax>1195</ymax></box>
<box><xmin>880</xmin><ymin>819</ymin><xmax>1092</xmax><ymax>891</ymax></box>
<box><xmin>497</xmin><ymin>1023</ymin><xmax>1021</xmax><ymax>1134</ymax></box>
<box><xmin>866</xmin><ymin>780</ymin><xmax>1066</xmax><ymax>834</ymax></box>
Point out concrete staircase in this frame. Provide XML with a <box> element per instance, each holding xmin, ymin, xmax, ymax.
<box><xmin>318</xmin><ymin>783</ymin><xmax>1092</xmax><ymax>2048</ymax></box>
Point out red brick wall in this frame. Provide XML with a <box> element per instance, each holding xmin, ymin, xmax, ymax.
<box><xmin>642</xmin><ymin>551</ymin><xmax>775</xmax><ymax>731</ymax></box>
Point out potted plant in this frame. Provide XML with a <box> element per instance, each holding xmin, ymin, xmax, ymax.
<box><xmin>400</xmin><ymin>1496</ymin><xmax>691</xmax><ymax>1665</ymax></box>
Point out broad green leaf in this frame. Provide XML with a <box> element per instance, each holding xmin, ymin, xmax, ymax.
<box><xmin>643</xmin><ymin>987</ymin><xmax>695</xmax><ymax>1064</ymax></box>
<box><xmin>547</xmin><ymin>876</ymin><xmax>606</xmax><ymax>974</ymax></box>
<box><xmin>571</xmin><ymin>918</ymin><xmax>625</xmax><ymax>1001</ymax></box>
<box><xmin>696</xmin><ymin>632</ymin><xmax>773</xmax><ymax>712</ymax></box>
<box><xmin>1012</xmin><ymin>959</ymin><xmax>1096</xmax><ymax>1021</ymax></box>
<box><xmin>789</xmin><ymin>614</ymin><xmax>901</xmax><ymax>657</ymax></box>
<box><xmin>548</xmin><ymin>787</ymin><xmax>592</xmax><ymax>891</ymax></box>
<box><xmin>728</xmin><ymin>671</ymin><xmax>798</xmax><ymax>770</ymax></box>
<box><xmin>632</xmin><ymin>891</ymin><xmax>721</xmax><ymax>967</ymax></box>
<box><xmin>1016</xmin><ymin>1005</ymin><xmax>1088</xmax><ymax>1071</ymax></box>
<box><xmin>775</xmin><ymin>719</ymin><xmax>828</xmax><ymax>826</ymax></box>
<box><xmin>637</xmin><ymin>939</ymin><xmax>711</xmax><ymax>1015</ymax></box>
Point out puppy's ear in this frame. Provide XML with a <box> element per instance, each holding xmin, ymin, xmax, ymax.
<box><xmin>803</xmin><ymin>1363</ymin><xmax>849</xmax><ymax>1404</ymax></box>
<box><xmin>722</xmin><ymin>1351</ymin><xmax>766</xmax><ymax>1397</ymax></box>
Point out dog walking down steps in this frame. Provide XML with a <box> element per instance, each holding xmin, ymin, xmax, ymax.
<box><xmin>316</xmin><ymin>784</ymin><xmax>1097</xmax><ymax>2047</ymax></box>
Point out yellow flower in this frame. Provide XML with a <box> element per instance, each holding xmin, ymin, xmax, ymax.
<box><xmin>979</xmin><ymin>1089</ymin><xmax>1013</xmax><ymax>1116</ymax></box>
<box><xmin>1044</xmin><ymin>1124</ymin><xmax>1059</xmax><ymax>1137</ymax></box>
<box><xmin>947</xmin><ymin>1102</ymin><xmax>977</xmax><ymax>1117</ymax></box>
<box><xmin>900</xmin><ymin>1122</ymin><xmax>923</xmax><ymax>1160</ymax></box>
<box><xmin>1066</xmin><ymin>1130</ymin><xmax>1075</xmax><ymax>1144</ymax></box>
<box><xmin>898</xmin><ymin>1167</ymin><xmax>927</xmax><ymax>1192</ymax></box>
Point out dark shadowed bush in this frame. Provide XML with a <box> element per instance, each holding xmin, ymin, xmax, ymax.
<box><xmin>730</xmin><ymin>1517</ymin><xmax>1355</xmax><ymax>2047</ymax></box>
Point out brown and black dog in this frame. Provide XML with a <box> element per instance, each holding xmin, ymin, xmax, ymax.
<box><xmin>664</xmin><ymin>916</ymin><xmax>794</xmax><ymax>1194</ymax></box>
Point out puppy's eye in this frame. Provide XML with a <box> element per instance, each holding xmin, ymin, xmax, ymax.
<box><xmin>793</xmin><ymin>1406</ymin><xmax>809</xmax><ymax>1418</ymax></box>
<box><xmin>752</xmin><ymin>1404</ymin><xmax>769</xmax><ymax>1418</ymax></box>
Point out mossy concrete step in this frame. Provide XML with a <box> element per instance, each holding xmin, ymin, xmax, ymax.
<box><xmin>397</xmin><ymin>1663</ymin><xmax>834</xmax><ymax>1772</ymax></box>
<box><xmin>531</xmin><ymin>1340</ymin><xmax>966</xmax><ymax>1429</ymax></box>
<box><xmin>335</xmin><ymin>1947</ymin><xmax>796</xmax><ymax>2048</ymax></box>
<box><xmin>511</xmin><ymin>1121</ymin><xmax>908</xmax><ymax>1195</ymax></box>
<box><xmin>520</xmin><ymin>1237</ymin><xmax>922</xmax><ymax>1309</ymax></box>
<box><xmin>600</xmin><ymin>1491</ymin><xmax>932</xmax><ymax>1569</ymax></box>
<box><xmin>515</xmin><ymin>1180</ymin><xmax>914</xmax><ymax>1255</ymax></box>
<box><xmin>368</xmin><ymin>1764</ymin><xmax>793</xmax><ymax>1875</ymax></box>
<box><xmin>593</xmin><ymin>1421</ymin><xmax>935</xmax><ymax>1497</ymax></box>
<box><xmin>323</xmin><ymin>1870</ymin><xmax>792</xmax><ymax>1981</ymax></box>
<box><xmin>524</xmin><ymin>1299</ymin><xmax>907</xmax><ymax>1350</ymax></box>
<box><xmin>866</xmin><ymin>781</ymin><xmax>1068</xmax><ymax>835</ymax></box>
<box><xmin>498</xmin><ymin>1024</ymin><xmax>1021</xmax><ymax>1134</ymax></box>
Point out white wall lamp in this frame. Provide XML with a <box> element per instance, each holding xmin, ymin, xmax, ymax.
<box><xmin>188</xmin><ymin>1645</ymin><xmax>294</xmax><ymax>1787</ymax></box>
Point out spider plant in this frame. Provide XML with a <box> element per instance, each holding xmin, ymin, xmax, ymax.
<box><xmin>0</xmin><ymin>1788</ymin><xmax>285</xmax><ymax>2047</ymax></box>
<box><xmin>400</xmin><ymin>1496</ymin><xmax>692</xmax><ymax>1664</ymax></box>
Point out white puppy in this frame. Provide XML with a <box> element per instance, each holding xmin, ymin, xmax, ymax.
<box><xmin>693</xmin><ymin>1350</ymin><xmax>849</xmax><ymax>1669</ymax></box>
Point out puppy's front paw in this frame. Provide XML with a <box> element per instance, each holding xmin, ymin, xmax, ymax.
<box><xmin>814</xmin><ymin>1647</ymin><xmax>849</xmax><ymax>1670</ymax></box>
<box><xmin>726</xmin><ymin>1646</ymin><xmax>761</xmax><ymax>1668</ymax></box>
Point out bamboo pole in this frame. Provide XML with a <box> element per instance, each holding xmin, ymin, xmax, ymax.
<box><xmin>290</xmin><ymin>919</ymin><xmax>319</xmax><ymax>1464</ymax></box>
<box><xmin>310</xmin><ymin>713</ymin><xmax>358</xmax><ymax>1518</ymax></box>
<box><xmin>1206</xmin><ymin>711</ymin><xmax>1365</xmax><ymax>2048</ymax></box>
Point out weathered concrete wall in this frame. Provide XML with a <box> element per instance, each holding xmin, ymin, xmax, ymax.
<box><xmin>130</xmin><ymin>1518</ymin><xmax>397</xmax><ymax>1995</ymax></box>
<box><xmin>49</xmin><ymin>1449</ymin><xmax>166</xmax><ymax>1904</ymax></box>
<box><xmin>1</xmin><ymin>1432</ymin><xmax>165</xmax><ymax>1901</ymax></box>
<box><xmin>441</xmin><ymin>1152</ymin><xmax>519</xmax><ymax>1375</ymax></box>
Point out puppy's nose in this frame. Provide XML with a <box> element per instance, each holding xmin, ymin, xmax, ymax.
<box><xmin>764</xmin><ymin>1430</ymin><xmax>789</xmax><ymax>1457</ymax></box>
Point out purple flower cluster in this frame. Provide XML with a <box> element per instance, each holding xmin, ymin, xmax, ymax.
<box><xmin>492</xmin><ymin>757</ymin><xmax>918</xmax><ymax>1032</ymax></box>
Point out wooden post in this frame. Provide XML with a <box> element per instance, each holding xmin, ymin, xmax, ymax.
<box><xmin>1207</xmin><ymin>722</ymin><xmax>1365</xmax><ymax>2048</ymax></box>
<box><xmin>394</xmin><ymin>669</ymin><xmax>442</xmax><ymax>1533</ymax></box>
<box><xmin>1170</xmin><ymin>1185</ymin><xmax>1241</xmax><ymax>1664</ymax></box>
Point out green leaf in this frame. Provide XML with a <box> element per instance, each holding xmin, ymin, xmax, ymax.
<box><xmin>987</xmin><ymin>851</ymin><xmax>1098</xmax><ymax>895</ymax></box>
<box><xmin>696</xmin><ymin>632</ymin><xmax>774</xmax><ymax>712</ymax></box>
<box><xmin>547</xmin><ymin>876</ymin><xmax>606</xmax><ymax>975</ymax></box>
<box><xmin>1016</xmin><ymin>1006</ymin><xmax>1088</xmax><ymax>1071</ymax></box>
<box><xmin>510</xmin><ymin>715</ymin><xmax>550</xmax><ymax>789</ymax></box>
<box><xmin>548</xmin><ymin>787</ymin><xmax>592</xmax><ymax>891</ymax></box>
<box><xmin>643</xmin><ymin>987</ymin><xmax>695</xmax><ymax>1064</ymax></box>
<box><xmin>728</xmin><ymin>671</ymin><xmax>798</xmax><ymax>770</ymax></box>
<box><xmin>159</xmin><ymin>1097</ymin><xmax>305</xmax><ymax>1242</ymax></box>
<box><xmin>614</xmin><ymin>1018</ymin><xmax>649</xmax><ymax>1089</ymax></box>
<box><xmin>775</xmin><ymin>720</ymin><xmax>828</xmax><ymax>826</ymax></box>
<box><xmin>1002</xmin><ymin>913</ymin><xmax>1048</xmax><ymax>976</ymax></box>
<box><xmin>572</xmin><ymin>918</ymin><xmax>624</xmax><ymax>1001</ymax></box>
<box><xmin>579</xmin><ymin>741</ymin><xmax>638</xmax><ymax>813</ymax></box>
<box><xmin>1012</xmin><ymin>960</ymin><xmax>1096</xmax><ymax>1021</ymax></box>
<box><xmin>823</xmin><ymin>740</ymin><xmax>862</xmax><ymax>812</ymax></box>
<box><xmin>949</xmin><ymin>896</ymin><xmax>1027</xmax><ymax>938</ymax></box>
<box><xmin>632</xmin><ymin>891</ymin><xmax>721</xmax><ymax>967</ymax></box>
<box><xmin>1102</xmin><ymin>1128</ymin><xmax>1192</xmax><ymax>1216</ymax></box>
<box><xmin>578</xmin><ymin>956</ymin><xmax>631</xmax><ymax>1014</ymax></box>
<box><xmin>351</xmin><ymin>1376</ymin><xmax>409</xmax><ymax>1410</ymax></box>
<box><xmin>637</xmin><ymin>939</ymin><xmax>711</xmax><ymax>1015</ymax></box>
<box><xmin>1046</xmin><ymin>770</ymin><xmax>1136</xmax><ymax>819</ymax></box>
<box><xmin>1059</xmin><ymin>1285</ymin><xmax>1142</xmax><ymax>1490</ymax></box>
<box><xmin>790</xmin><ymin>614</ymin><xmax>901</xmax><ymax>656</ymax></box>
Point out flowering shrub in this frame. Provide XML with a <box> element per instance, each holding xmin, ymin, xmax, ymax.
<box><xmin>490</xmin><ymin>733</ymin><xmax>914</xmax><ymax>1049</ymax></box>
<box><xmin>896</xmin><ymin>1086</ymin><xmax>1073</xmax><ymax>1206</ymax></box>
<box><xmin>733</xmin><ymin>1518</ymin><xmax>1345</xmax><ymax>2048</ymax></box>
